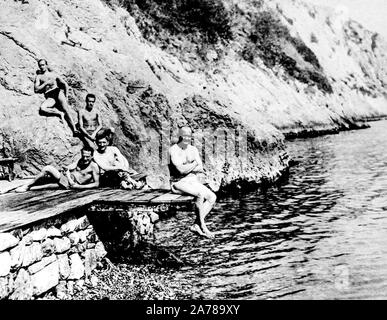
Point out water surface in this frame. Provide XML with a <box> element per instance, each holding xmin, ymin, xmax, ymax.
<box><xmin>155</xmin><ymin>120</ymin><xmax>387</xmax><ymax>299</ymax></box>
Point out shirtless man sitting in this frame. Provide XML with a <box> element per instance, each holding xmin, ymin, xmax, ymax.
<box><xmin>93</xmin><ymin>128</ymin><xmax>146</xmax><ymax>189</ymax></box>
<box><xmin>169</xmin><ymin>126</ymin><xmax>217</xmax><ymax>239</ymax></box>
<box><xmin>34</xmin><ymin>59</ymin><xmax>78</xmax><ymax>136</ymax></box>
<box><xmin>77</xmin><ymin>93</ymin><xmax>102</xmax><ymax>149</ymax></box>
<box><xmin>15</xmin><ymin>147</ymin><xmax>99</xmax><ymax>192</ymax></box>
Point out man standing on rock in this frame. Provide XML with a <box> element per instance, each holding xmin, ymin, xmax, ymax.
<box><xmin>77</xmin><ymin>93</ymin><xmax>103</xmax><ymax>149</ymax></box>
<box><xmin>34</xmin><ymin>59</ymin><xmax>78</xmax><ymax>136</ymax></box>
<box><xmin>15</xmin><ymin>147</ymin><xmax>100</xmax><ymax>192</ymax></box>
<box><xmin>169</xmin><ymin>126</ymin><xmax>217</xmax><ymax>239</ymax></box>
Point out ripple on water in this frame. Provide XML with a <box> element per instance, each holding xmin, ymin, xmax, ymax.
<box><xmin>155</xmin><ymin>120</ymin><xmax>387</xmax><ymax>299</ymax></box>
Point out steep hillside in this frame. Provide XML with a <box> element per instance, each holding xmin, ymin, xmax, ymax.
<box><xmin>0</xmin><ymin>0</ymin><xmax>386</xmax><ymax>190</ymax></box>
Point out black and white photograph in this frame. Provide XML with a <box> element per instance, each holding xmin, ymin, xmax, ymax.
<box><xmin>0</xmin><ymin>0</ymin><xmax>386</xmax><ymax>306</ymax></box>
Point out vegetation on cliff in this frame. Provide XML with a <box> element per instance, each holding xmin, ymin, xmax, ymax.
<box><xmin>1</xmin><ymin>0</ymin><xmax>386</xmax><ymax>186</ymax></box>
<box><xmin>117</xmin><ymin>0</ymin><xmax>332</xmax><ymax>92</ymax></box>
<box><xmin>124</xmin><ymin>0</ymin><xmax>233</xmax><ymax>43</ymax></box>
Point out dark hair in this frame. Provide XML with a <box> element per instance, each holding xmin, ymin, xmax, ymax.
<box><xmin>36</xmin><ymin>59</ymin><xmax>52</xmax><ymax>74</ymax></box>
<box><xmin>81</xmin><ymin>146</ymin><xmax>94</xmax><ymax>155</ymax></box>
<box><xmin>86</xmin><ymin>93</ymin><xmax>96</xmax><ymax>101</ymax></box>
<box><xmin>95</xmin><ymin>128</ymin><xmax>113</xmax><ymax>142</ymax></box>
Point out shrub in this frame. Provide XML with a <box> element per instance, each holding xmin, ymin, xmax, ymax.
<box><xmin>243</xmin><ymin>9</ymin><xmax>332</xmax><ymax>93</ymax></box>
<box><xmin>120</xmin><ymin>0</ymin><xmax>233</xmax><ymax>43</ymax></box>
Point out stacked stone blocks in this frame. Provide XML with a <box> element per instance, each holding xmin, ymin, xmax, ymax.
<box><xmin>0</xmin><ymin>214</ymin><xmax>107</xmax><ymax>300</ymax></box>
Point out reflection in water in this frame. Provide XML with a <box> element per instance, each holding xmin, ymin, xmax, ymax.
<box><xmin>155</xmin><ymin>121</ymin><xmax>387</xmax><ymax>299</ymax></box>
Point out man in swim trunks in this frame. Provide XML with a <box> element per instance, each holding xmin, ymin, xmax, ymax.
<box><xmin>93</xmin><ymin>128</ymin><xmax>147</xmax><ymax>189</ymax></box>
<box><xmin>34</xmin><ymin>59</ymin><xmax>78</xmax><ymax>136</ymax></box>
<box><xmin>169</xmin><ymin>126</ymin><xmax>217</xmax><ymax>239</ymax></box>
<box><xmin>77</xmin><ymin>93</ymin><xmax>102</xmax><ymax>149</ymax></box>
<box><xmin>15</xmin><ymin>147</ymin><xmax>99</xmax><ymax>192</ymax></box>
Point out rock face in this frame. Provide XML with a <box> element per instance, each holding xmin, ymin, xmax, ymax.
<box><xmin>0</xmin><ymin>0</ymin><xmax>386</xmax><ymax>189</ymax></box>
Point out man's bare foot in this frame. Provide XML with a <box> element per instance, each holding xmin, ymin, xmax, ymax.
<box><xmin>15</xmin><ymin>185</ymin><xmax>29</xmax><ymax>193</ymax></box>
<box><xmin>201</xmin><ymin>225</ymin><xmax>215</xmax><ymax>239</ymax></box>
<box><xmin>190</xmin><ymin>224</ymin><xmax>214</xmax><ymax>239</ymax></box>
<box><xmin>189</xmin><ymin>224</ymin><xmax>207</xmax><ymax>237</ymax></box>
<box><xmin>141</xmin><ymin>184</ymin><xmax>150</xmax><ymax>190</ymax></box>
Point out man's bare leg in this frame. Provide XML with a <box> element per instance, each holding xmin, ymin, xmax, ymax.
<box><xmin>173</xmin><ymin>181</ymin><xmax>215</xmax><ymax>239</ymax></box>
<box><xmin>15</xmin><ymin>165</ymin><xmax>61</xmax><ymax>192</ymax></box>
<box><xmin>80</xmin><ymin>135</ymin><xmax>95</xmax><ymax>150</ymax></box>
<box><xmin>57</xmin><ymin>91</ymin><xmax>78</xmax><ymax>135</ymax></box>
<box><xmin>195</xmin><ymin>184</ymin><xmax>217</xmax><ymax>236</ymax></box>
<box><xmin>198</xmin><ymin>184</ymin><xmax>217</xmax><ymax>218</ymax></box>
<box><xmin>39</xmin><ymin>98</ymin><xmax>63</xmax><ymax>119</ymax></box>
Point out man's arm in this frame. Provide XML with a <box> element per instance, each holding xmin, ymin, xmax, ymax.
<box><xmin>91</xmin><ymin>112</ymin><xmax>103</xmax><ymax>139</ymax></box>
<box><xmin>113</xmin><ymin>147</ymin><xmax>129</xmax><ymax>171</ymax></box>
<box><xmin>192</xmin><ymin>148</ymin><xmax>204</xmax><ymax>173</ymax></box>
<box><xmin>170</xmin><ymin>147</ymin><xmax>198</xmax><ymax>175</ymax></box>
<box><xmin>34</xmin><ymin>75</ymin><xmax>47</xmax><ymax>93</ymax></box>
<box><xmin>71</xmin><ymin>163</ymin><xmax>100</xmax><ymax>189</ymax></box>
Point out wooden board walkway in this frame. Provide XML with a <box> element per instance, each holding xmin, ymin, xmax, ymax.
<box><xmin>0</xmin><ymin>188</ymin><xmax>194</xmax><ymax>233</ymax></box>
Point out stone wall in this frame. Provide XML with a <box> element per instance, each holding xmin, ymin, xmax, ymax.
<box><xmin>0</xmin><ymin>212</ymin><xmax>108</xmax><ymax>300</ymax></box>
<box><xmin>0</xmin><ymin>201</ymin><xmax>176</xmax><ymax>300</ymax></box>
<box><xmin>87</xmin><ymin>203</ymin><xmax>188</xmax><ymax>259</ymax></box>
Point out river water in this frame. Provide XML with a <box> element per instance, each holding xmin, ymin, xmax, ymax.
<box><xmin>154</xmin><ymin>120</ymin><xmax>387</xmax><ymax>299</ymax></box>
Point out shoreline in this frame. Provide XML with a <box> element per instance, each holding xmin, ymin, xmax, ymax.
<box><xmin>72</xmin><ymin>118</ymin><xmax>384</xmax><ymax>300</ymax></box>
<box><xmin>7</xmin><ymin>117</ymin><xmax>385</xmax><ymax>301</ymax></box>
<box><xmin>282</xmin><ymin>120</ymin><xmax>371</xmax><ymax>141</ymax></box>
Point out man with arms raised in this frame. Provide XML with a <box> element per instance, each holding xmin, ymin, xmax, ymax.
<box><xmin>15</xmin><ymin>147</ymin><xmax>99</xmax><ymax>192</ymax></box>
<box><xmin>34</xmin><ymin>59</ymin><xmax>78</xmax><ymax>136</ymax></box>
<box><xmin>77</xmin><ymin>93</ymin><xmax>103</xmax><ymax>149</ymax></box>
<box><xmin>169</xmin><ymin>126</ymin><xmax>217</xmax><ymax>239</ymax></box>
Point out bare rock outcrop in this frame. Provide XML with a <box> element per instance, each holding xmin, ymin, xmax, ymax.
<box><xmin>0</xmin><ymin>0</ymin><xmax>386</xmax><ymax>190</ymax></box>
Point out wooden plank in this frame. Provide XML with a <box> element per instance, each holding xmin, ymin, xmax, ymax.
<box><xmin>125</xmin><ymin>190</ymin><xmax>169</xmax><ymax>203</ymax></box>
<box><xmin>6</xmin><ymin>190</ymin><xmax>73</xmax><ymax>211</ymax></box>
<box><xmin>150</xmin><ymin>193</ymin><xmax>189</xmax><ymax>203</ymax></box>
<box><xmin>177</xmin><ymin>194</ymin><xmax>196</xmax><ymax>202</ymax></box>
<box><xmin>97</xmin><ymin>189</ymin><xmax>169</xmax><ymax>204</ymax></box>
<box><xmin>89</xmin><ymin>189</ymin><xmax>122</xmax><ymax>201</ymax></box>
<box><xmin>1</xmin><ymin>189</ymin><xmax>103</xmax><ymax>214</ymax></box>
<box><xmin>0</xmin><ymin>189</ymin><xmax>56</xmax><ymax>204</ymax></box>
<box><xmin>98</xmin><ymin>189</ymin><xmax>148</xmax><ymax>202</ymax></box>
<box><xmin>0</xmin><ymin>190</ymin><xmax>71</xmax><ymax>211</ymax></box>
<box><xmin>0</xmin><ymin>192</ymin><xmax>103</xmax><ymax>232</ymax></box>
<box><xmin>0</xmin><ymin>188</ymin><xmax>195</xmax><ymax>233</ymax></box>
<box><xmin>0</xmin><ymin>211</ymin><xmax>29</xmax><ymax>225</ymax></box>
<box><xmin>7</xmin><ymin>190</ymin><xmax>85</xmax><ymax>211</ymax></box>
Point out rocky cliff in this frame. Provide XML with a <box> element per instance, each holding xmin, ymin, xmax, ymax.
<box><xmin>0</xmin><ymin>0</ymin><xmax>386</xmax><ymax>190</ymax></box>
